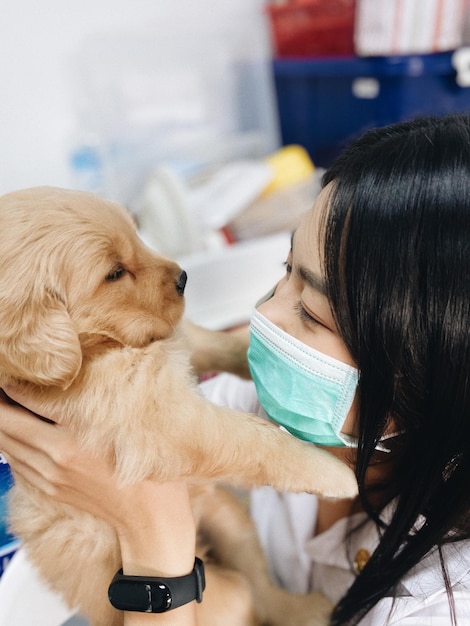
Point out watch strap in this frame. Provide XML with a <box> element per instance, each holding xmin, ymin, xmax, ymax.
<box><xmin>108</xmin><ymin>557</ymin><xmax>205</xmax><ymax>613</ymax></box>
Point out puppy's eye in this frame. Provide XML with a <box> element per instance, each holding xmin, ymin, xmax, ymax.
<box><xmin>106</xmin><ymin>267</ymin><xmax>126</xmax><ymax>282</ymax></box>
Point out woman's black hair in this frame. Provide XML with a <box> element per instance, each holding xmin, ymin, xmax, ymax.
<box><xmin>321</xmin><ymin>114</ymin><xmax>470</xmax><ymax>625</ymax></box>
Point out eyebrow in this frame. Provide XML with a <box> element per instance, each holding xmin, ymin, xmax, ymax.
<box><xmin>298</xmin><ymin>265</ymin><xmax>328</xmax><ymax>296</ymax></box>
<box><xmin>291</xmin><ymin>230</ymin><xmax>328</xmax><ymax>296</ymax></box>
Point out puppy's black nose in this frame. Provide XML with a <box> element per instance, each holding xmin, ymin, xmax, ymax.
<box><xmin>176</xmin><ymin>270</ymin><xmax>187</xmax><ymax>296</ymax></box>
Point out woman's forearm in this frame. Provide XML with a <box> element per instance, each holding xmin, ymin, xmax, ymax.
<box><xmin>116</xmin><ymin>482</ymin><xmax>198</xmax><ymax>626</ymax></box>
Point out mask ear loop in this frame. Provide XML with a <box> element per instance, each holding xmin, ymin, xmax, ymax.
<box><xmin>338</xmin><ymin>431</ymin><xmax>405</xmax><ymax>453</ymax></box>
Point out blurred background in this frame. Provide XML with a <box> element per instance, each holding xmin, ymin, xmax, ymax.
<box><xmin>2</xmin><ymin>0</ymin><xmax>470</xmax><ymax>325</ymax></box>
<box><xmin>2</xmin><ymin>0</ymin><xmax>470</xmax><ymax>195</ymax></box>
<box><xmin>1</xmin><ymin>0</ymin><xmax>470</xmax><ymax>330</ymax></box>
<box><xmin>2</xmin><ymin>0</ymin><xmax>470</xmax><ymax>337</ymax></box>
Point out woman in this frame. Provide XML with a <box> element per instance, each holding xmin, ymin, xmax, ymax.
<box><xmin>1</xmin><ymin>113</ymin><xmax>470</xmax><ymax>625</ymax></box>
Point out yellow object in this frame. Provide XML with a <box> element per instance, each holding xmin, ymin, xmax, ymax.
<box><xmin>354</xmin><ymin>548</ymin><xmax>371</xmax><ymax>574</ymax></box>
<box><xmin>263</xmin><ymin>145</ymin><xmax>315</xmax><ymax>195</ymax></box>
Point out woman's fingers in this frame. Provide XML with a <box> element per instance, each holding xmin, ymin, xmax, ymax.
<box><xmin>0</xmin><ymin>391</ymin><xmax>139</xmax><ymax>525</ymax></box>
<box><xmin>2</xmin><ymin>444</ymin><xmax>59</xmax><ymax>499</ymax></box>
<box><xmin>0</xmin><ymin>392</ymin><xmax>107</xmax><ymax>507</ymax></box>
<box><xmin>0</xmin><ymin>391</ymin><xmax>80</xmax><ymax>466</ymax></box>
<box><xmin>0</xmin><ymin>399</ymin><xmax>75</xmax><ymax>501</ymax></box>
<box><xmin>2</xmin><ymin>384</ymin><xmax>64</xmax><ymax>424</ymax></box>
<box><xmin>0</xmin><ymin>390</ymin><xmax>54</xmax><ymax>439</ymax></box>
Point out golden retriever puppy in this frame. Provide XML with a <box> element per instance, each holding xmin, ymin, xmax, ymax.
<box><xmin>0</xmin><ymin>187</ymin><xmax>357</xmax><ymax>626</ymax></box>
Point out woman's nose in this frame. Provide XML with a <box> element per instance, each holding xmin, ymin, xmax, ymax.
<box><xmin>257</xmin><ymin>285</ymin><xmax>289</xmax><ymax>331</ymax></box>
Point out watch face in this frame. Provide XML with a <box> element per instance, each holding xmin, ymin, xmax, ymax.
<box><xmin>109</xmin><ymin>580</ymin><xmax>172</xmax><ymax>613</ymax></box>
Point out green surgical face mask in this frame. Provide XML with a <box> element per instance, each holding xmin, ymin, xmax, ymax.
<box><xmin>248</xmin><ymin>310</ymin><xmax>359</xmax><ymax>447</ymax></box>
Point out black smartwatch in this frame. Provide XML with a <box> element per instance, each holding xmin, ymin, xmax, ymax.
<box><xmin>108</xmin><ymin>558</ymin><xmax>205</xmax><ymax>613</ymax></box>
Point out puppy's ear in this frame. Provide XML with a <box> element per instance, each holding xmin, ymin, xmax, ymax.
<box><xmin>0</xmin><ymin>288</ymin><xmax>82</xmax><ymax>388</ymax></box>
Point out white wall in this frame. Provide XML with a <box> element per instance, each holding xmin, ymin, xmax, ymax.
<box><xmin>0</xmin><ymin>0</ymin><xmax>275</xmax><ymax>198</ymax></box>
<box><xmin>0</xmin><ymin>1</ymin><xmax>176</xmax><ymax>195</ymax></box>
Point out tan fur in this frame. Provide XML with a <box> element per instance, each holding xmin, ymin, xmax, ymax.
<box><xmin>0</xmin><ymin>187</ymin><xmax>356</xmax><ymax>625</ymax></box>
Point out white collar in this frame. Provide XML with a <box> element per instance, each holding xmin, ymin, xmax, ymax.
<box><xmin>306</xmin><ymin>503</ymin><xmax>470</xmax><ymax>598</ymax></box>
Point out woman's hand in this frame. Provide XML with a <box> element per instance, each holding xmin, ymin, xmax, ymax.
<box><xmin>0</xmin><ymin>387</ymin><xmax>132</xmax><ymax>530</ymax></box>
<box><xmin>0</xmin><ymin>386</ymin><xmax>199</xmax><ymax>624</ymax></box>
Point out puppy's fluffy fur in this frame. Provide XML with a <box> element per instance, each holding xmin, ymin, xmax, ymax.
<box><xmin>0</xmin><ymin>187</ymin><xmax>357</xmax><ymax>625</ymax></box>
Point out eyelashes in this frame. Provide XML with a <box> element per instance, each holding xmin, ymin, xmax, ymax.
<box><xmin>294</xmin><ymin>301</ymin><xmax>320</xmax><ymax>326</ymax></box>
<box><xmin>106</xmin><ymin>267</ymin><xmax>126</xmax><ymax>281</ymax></box>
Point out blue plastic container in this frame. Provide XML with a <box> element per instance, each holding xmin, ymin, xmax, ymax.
<box><xmin>273</xmin><ymin>51</ymin><xmax>470</xmax><ymax>166</ymax></box>
<box><xmin>0</xmin><ymin>454</ymin><xmax>19</xmax><ymax>577</ymax></box>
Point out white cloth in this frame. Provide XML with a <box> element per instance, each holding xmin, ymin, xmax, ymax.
<box><xmin>0</xmin><ymin>548</ymin><xmax>77</xmax><ymax>626</ymax></box>
<box><xmin>201</xmin><ymin>373</ymin><xmax>470</xmax><ymax>625</ymax></box>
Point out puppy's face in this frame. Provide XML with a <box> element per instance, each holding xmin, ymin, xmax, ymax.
<box><xmin>61</xmin><ymin>196</ymin><xmax>186</xmax><ymax>348</ymax></box>
<box><xmin>0</xmin><ymin>187</ymin><xmax>186</xmax><ymax>387</ymax></box>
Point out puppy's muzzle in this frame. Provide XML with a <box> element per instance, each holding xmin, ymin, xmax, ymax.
<box><xmin>176</xmin><ymin>270</ymin><xmax>187</xmax><ymax>296</ymax></box>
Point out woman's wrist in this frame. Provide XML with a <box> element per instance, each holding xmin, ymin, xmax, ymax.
<box><xmin>111</xmin><ymin>482</ymin><xmax>199</xmax><ymax>625</ymax></box>
<box><xmin>115</xmin><ymin>481</ymin><xmax>197</xmax><ymax>577</ymax></box>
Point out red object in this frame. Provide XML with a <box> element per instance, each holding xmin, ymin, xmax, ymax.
<box><xmin>267</xmin><ymin>0</ymin><xmax>356</xmax><ymax>58</ymax></box>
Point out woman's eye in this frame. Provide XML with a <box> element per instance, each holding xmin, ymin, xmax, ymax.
<box><xmin>106</xmin><ymin>267</ymin><xmax>126</xmax><ymax>282</ymax></box>
<box><xmin>284</xmin><ymin>261</ymin><xmax>292</xmax><ymax>274</ymax></box>
<box><xmin>294</xmin><ymin>301</ymin><xmax>320</xmax><ymax>326</ymax></box>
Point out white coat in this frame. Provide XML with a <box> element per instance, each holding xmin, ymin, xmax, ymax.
<box><xmin>202</xmin><ymin>373</ymin><xmax>470</xmax><ymax>625</ymax></box>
